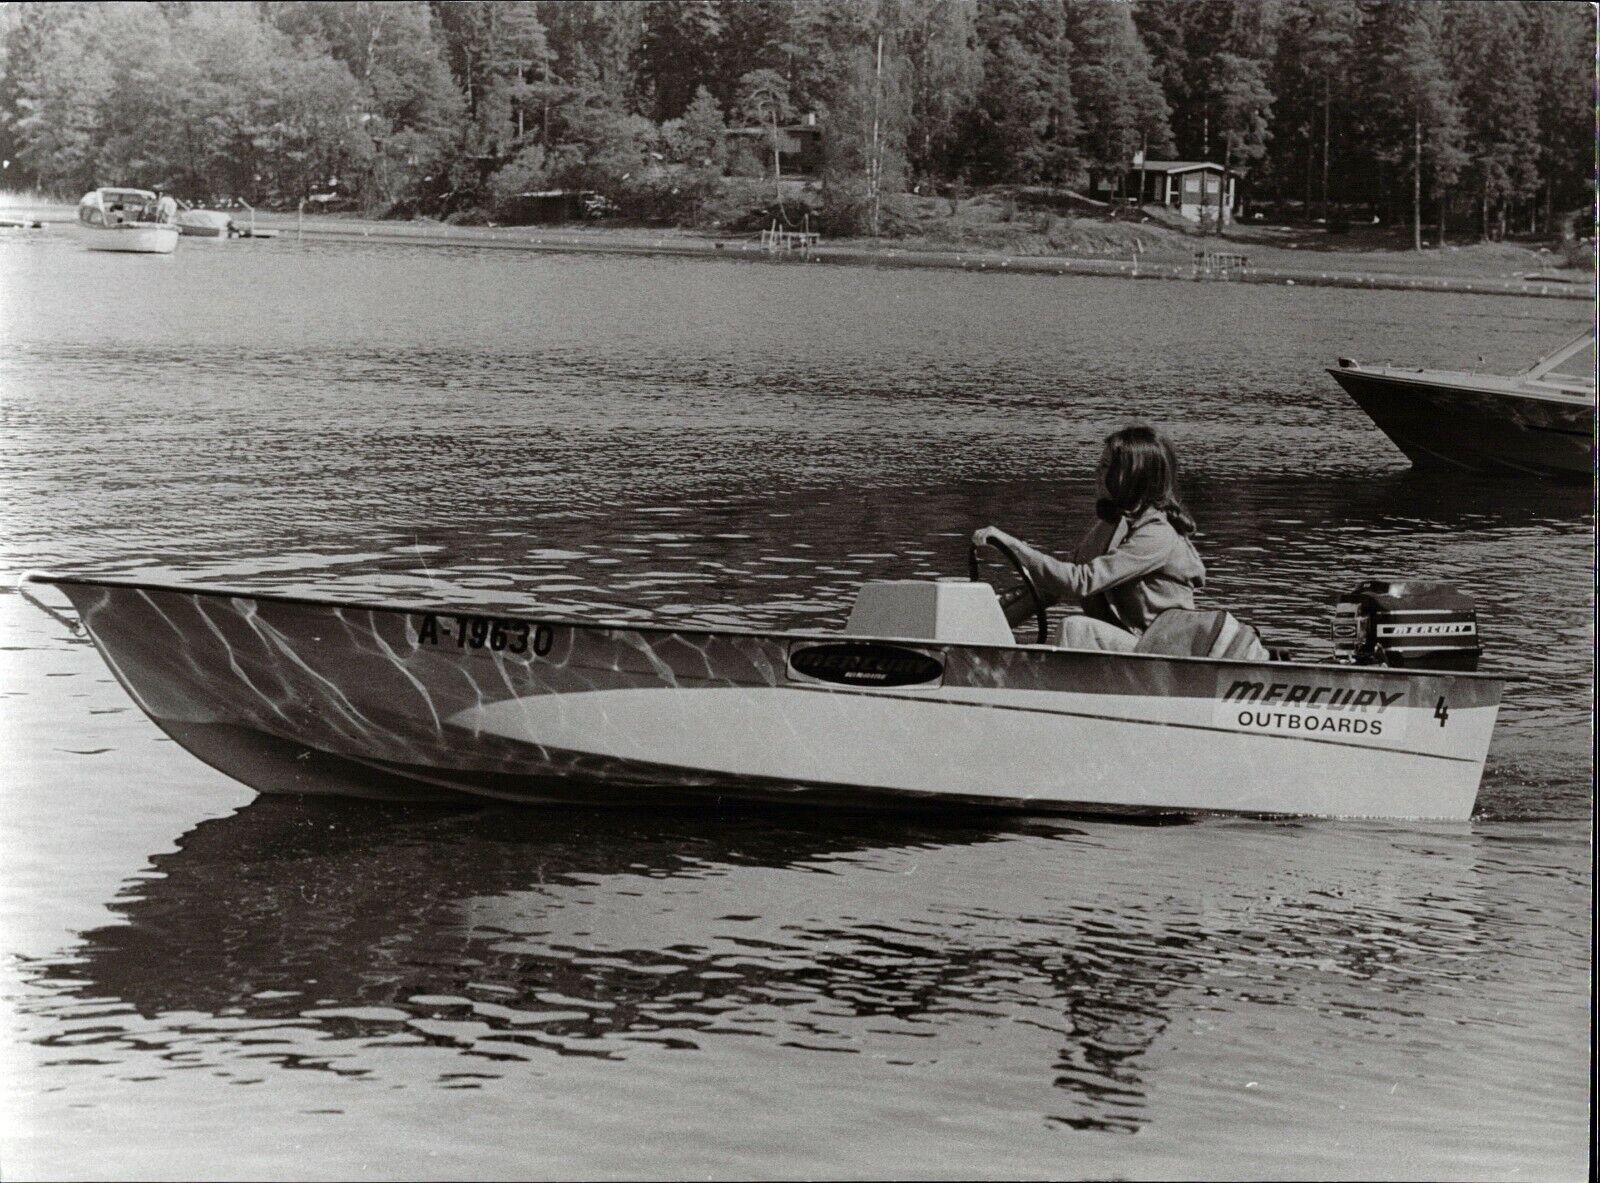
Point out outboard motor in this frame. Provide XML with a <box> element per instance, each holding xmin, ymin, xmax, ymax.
<box><xmin>1333</xmin><ymin>580</ymin><xmax>1481</xmax><ymax>671</ymax></box>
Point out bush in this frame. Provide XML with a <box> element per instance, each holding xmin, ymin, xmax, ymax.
<box><xmin>692</xmin><ymin>177</ymin><xmax>815</xmax><ymax>234</ymax></box>
<box><xmin>612</xmin><ymin>169</ymin><xmax>722</xmax><ymax>225</ymax></box>
<box><xmin>487</xmin><ymin>143</ymin><xmax>552</xmax><ymax>214</ymax></box>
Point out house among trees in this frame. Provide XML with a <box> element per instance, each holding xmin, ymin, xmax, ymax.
<box><xmin>724</xmin><ymin>117</ymin><xmax>823</xmax><ymax>178</ymax></box>
<box><xmin>1093</xmin><ymin>161</ymin><xmax>1240</xmax><ymax>225</ymax></box>
<box><xmin>0</xmin><ymin>1</ymin><xmax>1587</xmax><ymax>247</ymax></box>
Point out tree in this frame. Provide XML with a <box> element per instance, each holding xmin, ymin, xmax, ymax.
<box><xmin>535</xmin><ymin>1</ymin><xmax>644</xmax><ymax>113</ymax></box>
<box><xmin>896</xmin><ymin>0</ymin><xmax>980</xmax><ymax>182</ymax></box>
<box><xmin>734</xmin><ymin>66</ymin><xmax>793</xmax><ymax>182</ymax></box>
<box><xmin>1211</xmin><ymin>51</ymin><xmax>1273</xmax><ymax>235</ymax></box>
<box><xmin>671</xmin><ymin>83</ymin><xmax>727</xmax><ymax>170</ymax></box>
<box><xmin>1066</xmin><ymin>0</ymin><xmax>1173</xmax><ymax>203</ymax></box>
<box><xmin>636</xmin><ymin>1</ymin><xmax>725</xmax><ymax>121</ymax></box>
<box><xmin>821</xmin><ymin>32</ymin><xmax>909</xmax><ymax>236</ymax></box>
<box><xmin>965</xmin><ymin>0</ymin><xmax>1076</xmax><ymax>185</ymax></box>
<box><xmin>1444</xmin><ymin>2</ymin><xmax>1540</xmax><ymax>240</ymax></box>
<box><xmin>716</xmin><ymin>0</ymin><xmax>796</xmax><ymax>110</ymax></box>
<box><xmin>1366</xmin><ymin>2</ymin><xmax>1466</xmax><ymax>250</ymax></box>
<box><xmin>433</xmin><ymin>1</ymin><xmax>550</xmax><ymax>158</ymax></box>
<box><xmin>265</xmin><ymin>2</ymin><xmax>464</xmax><ymax>207</ymax></box>
<box><xmin>7</xmin><ymin>4</ymin><xmax>116</xmax><ymax>194</ymax></box>
<box><xmin>1270</xmin><ymin>0</ymin><xmax>1359</xmax><ymax>218</ymax></box>
<box><xmin>1526</xmin><ymin>1</ymin><xmax>1593</xmax><ymax>232</ymax></box>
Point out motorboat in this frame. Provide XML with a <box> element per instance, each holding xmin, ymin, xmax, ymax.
<box><xmin>76</xmin><ymin>188</ymin><xmax>180</xmax><ymax>254</ymax></box>
<box><xmin>21</xmin><ymin>549</ymin><xmax>1508</xmax><ymax>821</ymax></box>
<box><xmin>176</xmin><ymin>208</ymin><xmax>234</xmax><ymax>238</ymax></box>
<box><xmin>1328</xmin><ymin>332</ymin><xmax>1594</xmax><ymax>479</ymax></box>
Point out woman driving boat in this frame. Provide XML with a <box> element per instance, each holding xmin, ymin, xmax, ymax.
<box><xmin>971</xmin><ymin>424</ymin><xmax>1205</xmax><ymax>651</ymax></box>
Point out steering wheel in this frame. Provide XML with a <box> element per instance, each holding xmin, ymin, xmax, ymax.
<box><xmin>968</xmin><ymin>538</ymin><xmax>1048</xmax><ymax>645</ymax></box>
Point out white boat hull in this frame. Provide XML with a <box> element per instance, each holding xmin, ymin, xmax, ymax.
<box><xmin>79</xmin><ymin>224</ymin><xmax>180</xmax><ymax>254</ymax></box>
<box><xmin>177</xmin><ymin>210</ymin><xmax>233</xmax><ymax>238</ymax></box>
<box><xmin>450</xmin><ymin>682</ymin><xmax>1492</xmax><ymax>818</ymax></box>
<box><xmin>34</xmin><ymin>576</ymin><xmax>1507</xmax><ymax>821</ymax></box>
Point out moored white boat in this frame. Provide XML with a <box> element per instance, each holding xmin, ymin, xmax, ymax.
<box><xmin>177</xmin><ymin>208</ymin><xmax>234</xmax><ymax>238</ymax></box>
<box><xmin>76</xmin><ymin>188</ymin><xmax>180</xmax><ymax>254</ymax></box>
<box><xmin>22</xmin><ymin>563</ymin><xmax>1510</xmax><ymax>822</ymax></box>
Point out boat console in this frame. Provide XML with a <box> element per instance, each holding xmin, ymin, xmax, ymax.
<box><xmin>843</xmin><ymin>579</ymin><xmax>1017</xmax><ymax>646</ymax></box>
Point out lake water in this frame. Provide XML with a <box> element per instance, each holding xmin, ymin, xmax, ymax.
<box><xmin>0</xmin><ymin>230</ymin><xmax>1591</xmax><ymax>1180</ymax></box>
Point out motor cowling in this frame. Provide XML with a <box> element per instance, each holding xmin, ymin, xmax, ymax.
<box><xmin>1333</xmin><ymin>580</ymin><xmax>1481</xmax><ymax>671</ymax></box>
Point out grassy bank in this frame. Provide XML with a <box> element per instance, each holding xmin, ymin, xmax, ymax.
<box><xmin>6</xmin><ymin>186</ymin><xmax>1589</xmax><ymax>301</ymax></box>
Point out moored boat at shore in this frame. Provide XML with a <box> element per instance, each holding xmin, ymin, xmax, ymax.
<box><xmin>76</xmin><ymin>188</ymin><xmax>180</xmax><ymax>254</ymax></box>
<box><xmin>176</xmin><ymin>208</ymin><xmax>233</xmax><ymax>238</ymax></box>
<box><xmin>22</xmin><ymin>559</ymin><xmax>1509</xmax><ymax>822</ymax></box>
<box><xmin>1328</xmin><ymin>332</ymin><xmax>1595</xmax><ymax>479</ymax></box>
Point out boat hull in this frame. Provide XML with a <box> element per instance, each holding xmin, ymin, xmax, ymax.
<box><xmin>177</xmin><ymin>210</ymin><xmax>233</xmax><ymax>238</ymax></box>
<box><xmin>79</xmin><ymin>223</ymin><xmax>180</xmax><ymax>254</ymax></box>
<box><xmin>1328</xmin><ymin>367</ymin><xmax>1593</xmax><ymax>479</ymax></box>
<box><xmin>41</xmin><ymin>578</ymin><xmax>1507</xmax><ymax>820</ymax></box>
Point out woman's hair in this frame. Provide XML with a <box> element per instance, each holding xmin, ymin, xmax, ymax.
<box><xmin>1094</xmin><ymin>424</ymin><xmax>1197</xmax><ymax>535</ymax></box>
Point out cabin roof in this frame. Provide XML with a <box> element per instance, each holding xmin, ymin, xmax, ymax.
<box><xmin>84</xmin><ymin>188</ymin><xmax>156</xmax><ymax>202</ymax></box>
<box><xmin>1135</xmin><ymin>161</ymin><xmax>1226</xmax><ymax>174</ymax></box>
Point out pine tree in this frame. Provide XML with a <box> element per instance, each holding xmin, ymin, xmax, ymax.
<box><xmin>637</xmin><ymin>1</ymin><xmax>725</xmax><ymax>122</ymax></box>
<box><xmin>433</xmin><ymin>1</ymin><xmax>549</xmax><ymax>156</ymax></box>
<box><xmin>966</xmin><ymin>0</ymin><xmax>1076</xmax><ymax>185</ymax></box>
<box><xmin>734</xmin><ymin>66</ymin><xmax>793</xmax><ymax>180</ymax></box>
<box><xmin>1211</xmin><ymin>51</ymin><xmax>1273</xmax><ymax>235</ymax></box>
<box><xmin>1065</xmin><ymin>0</ymin><xmax>1173</xmax><ymax>203</ymax></box>
<box><xmin>1270</xmin><ymin>0</ymin><xmax>1359</xmax><ymax>218</ymax></box>
<box><xmin>1526</xmin><ymin>1</ymin><xmax>1594</xmax><ymax>234</ymax></box>
<box><xmin>1444</xmin><ymin>1</ymin><xmax>1540</xmax><ymax>240</ymax></box>
<box><xmin>1367</xmin><ymin>2</ymin><xmax>1465</xmax><ymax>250</ymax></box>
<box><xmin>675</xmin><ymin>84</ymin><xmax>727</xmax><ymax>170</ymax></box>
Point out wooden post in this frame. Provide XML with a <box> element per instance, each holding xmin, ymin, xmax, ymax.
<box><xmin>1412</xmin><ymin>113</ymin><xmax>1422</xmax><ymax>252</ymax></box>
<box><xmin>1137</xmin><ymin>135</ymin><xmax>1147</xmax><ymax>212</ymax></box>
<box><xmin>1217</xmin><ymin>141</ymin><xmax>1230</xmax><ymax>240</ymax></box>
<box><xmin>1320</xmin><ymin>75</ymin><xmax>1331</xmax><ymax>223</ymax></box>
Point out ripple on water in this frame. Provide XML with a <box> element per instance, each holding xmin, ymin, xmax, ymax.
<box><xmin>0</xmin><ymin>234</ymin><xmax>1589</xmax><ymax>1179</ymax></box>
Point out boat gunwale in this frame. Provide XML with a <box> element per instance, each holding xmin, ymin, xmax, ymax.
<box><xmin>1325</xmin><ymin>365</ymin><xmax>1596</xmax><ymax>407</ymax></box>
<box><xmin>23</xmin><ymin>571</ymin><xmax>1521</xmax><ymax>684</ymax></box>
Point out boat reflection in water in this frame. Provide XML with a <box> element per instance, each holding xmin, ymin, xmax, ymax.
<box><xmin>30</xmin><ymin>798</ymin><xmax>1493</xmax><ymax>1138</ymax></box>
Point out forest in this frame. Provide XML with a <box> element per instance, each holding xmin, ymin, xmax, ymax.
<box><xmin>0</xmin><ymin>0</ymin><xmax>1590</xmax><ymax>244</ymax></box>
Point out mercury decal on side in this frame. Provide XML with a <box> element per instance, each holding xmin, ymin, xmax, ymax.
<box><xmin>1214</xmin><ymin>676</ymin><xmax>1411</xmax><ymax>739</ymax></box>
<box><xmin>786</xmin><ymin>642</ymin><xmax>944</xmax><ymax>689</ymax></box>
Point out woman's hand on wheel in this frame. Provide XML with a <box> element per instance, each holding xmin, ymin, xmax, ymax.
<box><xmin>971</xmin><ymin>526</ymin><xmax>1004</xmax><ymax>550</ymax></box>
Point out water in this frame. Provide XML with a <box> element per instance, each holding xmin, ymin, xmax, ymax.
<box><xmin>1</xmin><ymin>231</ymin><xmax>1591</xmax><ymax>1179</ymax></box>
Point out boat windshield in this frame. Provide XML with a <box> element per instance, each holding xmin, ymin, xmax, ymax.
<box><xmin>1526</xmin><ymin>333</ymin><xmax>1596</xmax><ymax>387</ymax></box>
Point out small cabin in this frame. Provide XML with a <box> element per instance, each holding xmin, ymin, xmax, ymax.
<box><xmin>1097</xmin><ymin>160</ymin><xmax>1239</xmax><ymax>225</ymax></box>
<box><xmin>724</xmin><ymin>120</ymin><xmax>823</xmax><ymax>177</ymax></box>
<box><xmin>501</xmin><ymin>189</ymin><xmax>611</xmax><ymax>224</ymax></box>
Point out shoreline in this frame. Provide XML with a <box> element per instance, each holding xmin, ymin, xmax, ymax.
<box><xmin>249</xmin><ymin>217</ymin><xmax>1600</xmax><ymax>301</ymax></box>
<box><xmin>7</xmin><ymin>200</ymin><xmax>1589</xmax><ymax>300</ymax></box>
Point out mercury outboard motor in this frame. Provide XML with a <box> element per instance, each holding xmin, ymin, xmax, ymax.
<box><xmin>1333</xmin><ymin>580</ymin><xmax>1481</xmax><ymax>671</ymax></box>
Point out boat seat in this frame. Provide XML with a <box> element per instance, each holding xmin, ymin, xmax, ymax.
<box><xmin>1133</xmin><ymin>608</ymin><xmax>1271</xmax><ymax>661</ymax></box>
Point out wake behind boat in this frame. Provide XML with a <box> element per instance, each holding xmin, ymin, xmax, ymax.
<box><xmin>1328</xmin><ymin>332</ymin><xmax>1595</xmax><ymax>479</ymax></box>
<box><xmin>22</xmin><ymin>556</ymin><xmax>1508</xmax><ymax>822</ymax></box>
